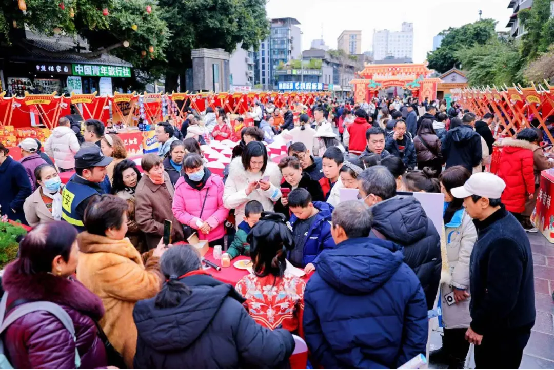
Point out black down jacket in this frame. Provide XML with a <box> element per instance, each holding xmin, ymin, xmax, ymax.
<box><xmin>369</xmin><ymin>196</ymin><xmax>441</xmax><ymax>310</ymax></box>
<box><xmin>442</xmin><ymin>124</ymin><xmax>483</xmax><ymax>173</ymax></box>
<box><xmin>133</xmin><ymin>273</ymin><xmax>295</xmax><ymax>369</ymax></box>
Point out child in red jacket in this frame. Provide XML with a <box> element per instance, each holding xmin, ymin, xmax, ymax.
<box><xmin>212</xmin><ymin>115</ymin><xmax>232</xmax><ymax>141</ymax></box>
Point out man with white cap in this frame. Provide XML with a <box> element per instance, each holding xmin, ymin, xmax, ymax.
<box><xmin>18</xmin><ymin>138</ymin><xmax>46</xmax><ymax>191</ymax></box>
<box><xmin>451</xmin><ymin>172</ymin><xmax>535</xmax><ymax>369</ymax></box>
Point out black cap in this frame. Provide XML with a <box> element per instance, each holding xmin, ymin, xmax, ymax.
<box><xmin>74</xmin><ymin>145</ymin><xmax>113</xmax><ymax>169</ymax></box>
<box><xmin>483</xmin><ymin>113</ymin><xmax>494</xmax><ymax>119</ymax></box>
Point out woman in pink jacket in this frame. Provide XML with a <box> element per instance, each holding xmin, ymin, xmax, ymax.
<box><xmin>172</xmin><ymin>153</ymin><xmax>229</xmax><ymax>246</ymax></box>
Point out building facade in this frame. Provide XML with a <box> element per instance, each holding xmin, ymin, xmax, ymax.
<box><xmin>432</xmin><ymin>34</ymin><xmax>444</xmax><ymax>51</ymax></box>
<box><xmin>507</xmin><ymin>0</ymin><xmax>533</xmax><ymax>37</ymax></box>
<box><xmin>372</xmin><ymin>23</ymin><xmax>413</xmax><ymax>61</ymax></box>
<box><xmin>253</xmin><ymin>17</ymin><xmax>302</xmax><ymax>90</ymax></box>
<box><xmin>338</xmin><ymin>30</ymin><xmax>362</xmax><ymax>55</ymax></box>
<box><xmin>229</xmin><ymin>44</ymin><xmax>254</xmax><ymax>91</ymax></box>
<box><xmin>311</xmin><ymin>39</ymin><xmax>329</xmax><ymax>51</ymax></box>
<box><xmin>191</xmin><ymin>48</ymin><xmax>230</xmax><ymax>92</ymax></box>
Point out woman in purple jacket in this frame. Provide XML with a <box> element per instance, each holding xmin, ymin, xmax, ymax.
<box><xmin>2</xmin><ymin>221</ymin><xmax>108</xmax><ymax>369</ymax></box>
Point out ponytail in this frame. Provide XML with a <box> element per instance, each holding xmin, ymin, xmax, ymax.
<box><xmin>155</xmin><ymin>277</ymin><xmax>191</xmax><ymax>309</ymax></box>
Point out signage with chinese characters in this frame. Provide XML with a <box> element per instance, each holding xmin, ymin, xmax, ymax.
<box><xmin>278</xmin><ymin>82</ymin><xmax>324</xmax><ymax>91</ymax></box>
<box><xmin>23</xmin><ymin>92</ymin><xmax>56</xmax><ymax>105</ymax></box>
<box><xmin>72</xmin><ymin>64</ymin><xmax>132</xmax><ymax>78</ymax></box>
<box><xmin>35</xmin><ymin>63</ymin><xmax>72</xmax><ymax>75</ymax></box>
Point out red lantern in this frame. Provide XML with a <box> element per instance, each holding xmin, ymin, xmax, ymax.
<box><xmin>146</xmin><ymin>5</ymin><xmax>152</xmax><ymax>13</ymax></box>
<box><xmin>102</xmin><ymin>8</ymin><xmax>109</xmax><ymax>16</ymax></box>
<box><xmin>59</xmin><ymin>2</ymin><xmax>65</xmax><ymax>10</ymax></box>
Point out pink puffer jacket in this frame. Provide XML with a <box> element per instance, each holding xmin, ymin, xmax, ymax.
<box><xmin>172</xmin><ymin>173</ymin><xmax>229</xmax><ymax>242</ymax></box>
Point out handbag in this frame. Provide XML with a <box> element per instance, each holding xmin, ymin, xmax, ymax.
<box><xmin>182</xmin><ymin>188</ymin><xmax>210</xmax><ymax>239</ymax></box>
<box><xmin>94</xmin><ymin>320</ymin><xmax>127</xmax><ymax>369</ymax></box>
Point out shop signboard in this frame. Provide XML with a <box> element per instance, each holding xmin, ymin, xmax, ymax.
<box><xmin>35</xmin><ymin>63</ymin><xmax>72</xmax><ymax>75</ymax></box>
<box><xmin>67</xmin><ymin>76</ymin><xmax>83</xmax><ymax>94</ymax></box>
<box><xmin>278</xmin><ymin>82</ymin><xmax>324</xmax><ymax>91</ymax></box>
<box><xmin>72</xmin><ymin>64</ymin><xmax>132</xmax><ymax>78</ymax></box>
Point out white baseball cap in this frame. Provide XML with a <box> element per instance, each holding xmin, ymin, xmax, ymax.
<box><xmin>18</xmin><ymin>138</ymin><xmax>38</xmax><ymax>152</ymax></box>
<box><xmin>451</xmin><ymin>172</ymin><xmax>506</xmax><ymax>199</ymax></box>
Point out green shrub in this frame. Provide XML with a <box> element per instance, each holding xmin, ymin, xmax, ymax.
<box><xmin>0</xmin><ymin>221</ymin><xmax>26</xmax><ymax>270</ymax></box>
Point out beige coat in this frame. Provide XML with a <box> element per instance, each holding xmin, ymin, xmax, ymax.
<box><xmin>76</xmin><ymin>233</ymin><xmax>163</xmax><ymax>368</ymax></box>
<box><xmin>23</xmin><ymin>187</ymin><xmax>56</xmax><ymax>227</ymax></box>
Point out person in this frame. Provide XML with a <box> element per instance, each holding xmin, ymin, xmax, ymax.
<box><xmin>211</xmin><ymin>112</ymin><xmax>231</xmax><ymax>141</ymax></box>
<box><xmin>180</xmin><ymin>112</ymin><xmax>192</xmax><ymax>138</ymax></box>
<box><xmin>223</xmin><ymin>141</ymin><xmax>282</xmax><ymax>225</ymax></box>
<box><xmin>359</xmin><ymin>166</ymin><xmax>441</xmax><ymax>310</ymax></box>
<box><xmin>288</xmin><ymin>142</ymin><xmax>324</xmax><ymax>181</ymax></box>
<box><xmin>84</xmin><ymin>119</ymin><xmax>105</xmax><ymax>147</ymax></box>
<box><xmin>496</xmin><ymin>129</ymin><xmax>535</xmax><ymax>227</ymax></box>
<box><xmin>274</xmin><ymin>156</ymin><xmax>324</xmax><ymax>216</ymax></box>
<box><xmin>413</xmin><ymin>118</ymin><xmax>443</xmax><ymax>174</ymax></box>
<box><xmin>345</xmin><ymin>109</ymin><xmax>372</xmax><ymax>155</ymax></box>
<box><xmin>259</xmin><ymin>116</ymin><xmax>275</xmax><ymax>143</ymax></box>
<box><xmin>1</xmin><ymin>221</ymin><xmax>108</xmax><ymax>369</ymax></box>
<box><xmin>156</xmin><ymin>121</ymin><xmax>178</xmax><ymax>158</ymax></box>
<box><xmin>0</xmin><ymin>142</ymin><xmax>32</xmax><ymax>223</ymax></box>
<box><xmin>405</xmin><ymin>104</ymin><xmax>418</xmax><ymax>138</ymax></box>
<box><xmin>62</xmin><ymin>145</ymin><xmax>112</xmax><ymax>232</ymax></box>
<box><xmin>132</xmin><ymin>244</ymin><xmax>295</xmax><ymax>368</ymax></box>
<box><xmin>163</xmin><ymin>140</ymin><xmax>185</xmax><ymax>186</ymax></box>
<box><xmin>183</xmin><ymin>137</ymin><xmax>202</xmax><ymax>155</ymax></box>
<box><xmin>313</xmin><ymin>125</ymin><xmax>344</xmax><ymax>158</ymax></box>
<box><xmin>135</xmin><ymin>154</ymin><xmax>185</xmax><ymax>250</ymax></box>
<box><xmin>66</xmin><ymin>115</ymin><xmax>85</xmax><ymax>144</ymax></box>
<box><xmin>252</xmin><ymin>101</ymin><xmax>263</xmax><ymax>127</ymax></box>
<box><xmin>360</xmin><ymin>127</ymin><xmax>391</xmax><ymax>158</ymax></box>
<box><xmin>417</xmin><ymin>105</ymin><xmax>437</xmax><ymax>132</ymax></box>
<box><xmin>45</xmin><ymin>116</ymin><xmax>80</xmax><ymax>172</ymax></box>
<box><xmin>227</xmin><ymin>200</ymin><xmax>263</xmax><ymax>260</ymax></box>
<box><xmin>18</xmin><ymin>138</ymin><xmax>47</xmax><ymax>191</ymax></box>
<box><xmin>235</xmin><ymin>212</ymin><xmax>306</xmax><ymax>334</ymax></box>
<box><xmin>288</xmin><ymin>188</ymin><xmax>335</xmax><ymax>272</ymax></box>
<box><xmin>337</xmin><ymin>108</ymin><xmax>349</xmax><ymax>143</ymax></box>
<box><xmin>428</xmin><ymin>166</ymin><xmax>476</xmax><ymax>368</ymax></box>
<box><xmin>442</xmin><ymin>114</ymin><xmax>483</xmax><ymax>173</ymax></box>
<box><xmin>378</xmin><ymin>108</ymin><xmax>391</xmax><ymax>129</ymax></box>
<box><xmin>434</xmin><ymin>112</ymin><xmax>448</xmax><ymax>143</ymax></box>
<box><xmin>523</xmin><ymin>128</ymin><xmax>554</xmax><ymax>232</ymax></box>
<box><xmin>281</xmin><ymin>110</ymin><xmax>294</xmax><ymax>131</ymax></box>
<box><xmin>401</xmin><ymin>168</ymin><xmax>441</xmax><ymax>193</ymax></box>
<box><xmin>386</xmin><ymin>120</ymin><xmax>417</xmax><ymax>170</ymax></box>
<box><xmin>450</xmin><ymin>173</ymin><xmax>535</xmax><ymax>369</ymax></box>
<box><xmin>77</xmin><ymin>195</ymin><xmax>165</xmax><ymax>368</ymax></box>
<box><xmin>23</xmin><ymin>164</ymin><xmax>63</xmax><ymax>227</ymax></box>
<box><xmin>327</xmin><ymin>156</ymin><xmax>364</xmax><ymax>207</ymax></box>
<box><xmin>172</xmin><ymin>153</ymin><xmax>229</xmax><ymax>246</ymax></box>
<box><xmin>475</xmin><ymin>113</ymin><xmax>495</xmax><ymax>154</ymax></box>
<box><xmin>273</xmin><ymin>108</ymin><xmax>284</xmax><ymax>131</ymax></box>
<box><xmin>448</xmin><ymin>102</ymin><xmax>459</xmax><ymax>119</ymax></box>
<box><xmin>303</xmin><ymin>201</ymin><xmax>428</xmax><ymax>368</ymax></box>
<box><xmin>288</xmin><ymin>113</ymin><xmax>316</xmax><ymax>153</ymax></box>
<box><xmin>112</xmin><ymin>159</ymin><xmax>146</xmax><ymax>251</ymax></box>
<box><xmin>185</xmin><ymin>116</ymin><xmax>207</xmax><ymax>142</ymax></box>
<box><xmin>34</xmin><ymin>138</ymin><xmax>55</xmax><ymax>167</ymax></box>
<box><xmin>205</xmin><ymin>107</ymin><xmax>219</xmax><ymax>133</ymax></box>
<box><xmin>380</xmin><ymin>155</ymin><xmax>408</xmax><ymax>191</ymax></box>
<box><xmin>101</xmin><ymin>133</ymin><xmax>127</xmax><ymax>182</ymax></box>
<box><xmin>320</xmin><ymin>147</ymin><xmax>344</xmax><ymax>201</ymax></box>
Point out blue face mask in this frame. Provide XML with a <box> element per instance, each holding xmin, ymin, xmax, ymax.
<box><xmin>44</xmin><ymin>176</ymin><xmax>62</xmax><ymax>193</ymax></box>
<box><xmin>188</xmin><ymin>169</ymin><xmax>204</xmax><ymax>182</ymax></box>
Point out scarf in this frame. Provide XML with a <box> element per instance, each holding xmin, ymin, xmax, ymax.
<box><xmin>42</xmin><ymin>188</ymin><xmax>63</xmax><ymax>221</ymax></box>
<box><xmin>148</xmin><ymin>172</ymin><xmax>165</xmax><ymax>185</ymax></box>
<box><xmin>124</xmin><ymin>186</ymin><xmax>136</xmax><ymax>196</ymax></box>
<box><xmin>170</xmin><ymin>159</ymin><xmax>183</xmax><ymax>173</ymax></box>
<box><xmin>184</xmin><ymin>168</ymin><xmax>211</xmax><ymax>191</ymax></box>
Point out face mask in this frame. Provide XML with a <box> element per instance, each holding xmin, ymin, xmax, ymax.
<box><xmin>188</xmin><ymin>169</ymin><xmax>204</xmax><ymax>182</ymax></box>
<box><xmin>43</xmin><ymin>176</ymin><xmax>62</xmax><ymax>193</ymax></box>
<box><xmin>149</xmin><ymin>172</ymin><xmax>165</xmax><ymax>185</ymax></box>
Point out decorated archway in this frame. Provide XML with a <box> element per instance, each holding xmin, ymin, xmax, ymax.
<box><xmin>350</xmin><ymin>63</ymin><xmax>442</xmax><ymax>104</ymax></box>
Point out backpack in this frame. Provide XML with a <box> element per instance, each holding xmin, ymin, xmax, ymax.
<box><xmin>0</xmin><ymin>293</ymin><xmax>81</xmax><ymax>369</ymax></box>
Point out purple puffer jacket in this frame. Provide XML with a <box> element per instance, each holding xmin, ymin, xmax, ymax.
<box><xmin>172</xmin><ymin>172</ymin><xmax>229</xmax><ymax>242</ymax></box>
<box><xmin>19</xmin><ymin>153</ymin><xmax>47</xmax><ymax>191</ymax></box>
<box><xmin>2</xmin><ymin>261</ymin><xmax>107</xmax><ymax>369</ymax></box>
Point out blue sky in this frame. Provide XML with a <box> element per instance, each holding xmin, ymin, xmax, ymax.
<box><xmin>266</xmin><ymin>0</ymin><xmax>513</xmax><ymax>62</ymax></box>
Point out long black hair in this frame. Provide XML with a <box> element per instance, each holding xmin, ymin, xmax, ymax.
<box><xmin>154</xmin><ymin>245</ymin><xmax>201</xmax><ymax>309</ymax></box>
<box><xmin>440</xmin><ymin>166</ymin><xmax>471</xmax><ymax>223</ymax></box>
<box><xmin>247</xmin><ymin>212</ymin><xmax>294</xmax><ymax>278</ymax></box>
<box><xmin>111</xmin><ymin>159</ymin><xmax>142</xmax><ymax>194</ymax></box>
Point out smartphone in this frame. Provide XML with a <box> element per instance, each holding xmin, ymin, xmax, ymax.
<box><xmin>163</xmin><ymin>219</ymin><xmax>172</xmax><ymax>246</ymax></box>
<box><xmin>281</xmin><ymin>188</ymin><xmax>291</xmax><ymax>197</ymax></box>
<box><xmin>262</xmin><ymin>175</ymin><xmax>270</xmax><ymax>182</ymax></box>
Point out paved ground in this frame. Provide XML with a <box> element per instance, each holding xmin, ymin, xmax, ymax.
<box><xmin>430</xmin><ymin>232</ymin><xmax>554</xmax><ymax>368</ymax></box>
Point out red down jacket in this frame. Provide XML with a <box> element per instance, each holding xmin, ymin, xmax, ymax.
<box><xmin>497</xmin><ymin>139</ymin><xmax>535</xmax><ymax>213</ymax></box>
<box><xmin>2</xmin><ymin>261</ymin><xmax>107</xmax><ymax>369</ymax></box>
<box><xmin>347</xmin><ymin>117</ymin><xmax>371</xmax><ymax>154</ymax></box>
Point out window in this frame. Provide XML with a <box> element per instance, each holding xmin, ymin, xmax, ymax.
<box><xmin>262</xmin><ymin>71</ymin><xmax>266</xmax><ymax>77</ymax></box>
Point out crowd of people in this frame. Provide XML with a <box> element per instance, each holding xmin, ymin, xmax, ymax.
<box><xmin>0</xmin><ymin>94</ymin><xmax>543</xmax><ymax>369</ymax></box>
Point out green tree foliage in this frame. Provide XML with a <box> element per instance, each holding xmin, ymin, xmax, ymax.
<box><xmin>157</xmin><ymin>0</ymin><xmax>270</xmax><ymax>91</ymax></box>
<box><xmin>455</xmin><ymin>38</ymin><xmax>524</xmax><ymax>86</ymax></box>
<box><xmin>427</xmin><ymin>19</ymin><xmax>497</xmax><ymax>73</ymax></box>
<box><xmin>519</xmin><ymin>0</ymin><xmax>554</xmax><ymax>61</ymax></box>
<box><xmin>0</xmin><ymin>0</ymin><xmax>169</xmax><ymax>67</ymax></box>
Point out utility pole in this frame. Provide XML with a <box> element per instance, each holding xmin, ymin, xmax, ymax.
<box><xmin>479</xmin><ymin>10</ymin><xmax>482</xmax><ymax>20</ymax></box>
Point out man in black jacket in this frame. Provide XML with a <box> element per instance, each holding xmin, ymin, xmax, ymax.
<box><xmin>385</xmin><ymin>120</ymin><xmax>417</xmax><ymax>170</ymax></box>
<box><xmin>358</xmin><ymin>165</ymin><xmax>441</xmax><ymax>310</ymax></box>
<box><xmin>474</xmin><ymin>113</ymin><xmax>495</xmax><ymax>154</ymax></box>
<box><xmin>442</xmin><ymin>113</ymin><xmax>483</xmax><ymax>173</ymax></box>
<box><xmin>417</xmin><ymin>105</ymin><xmax>437</xmax><ymax>132</ymax></box>
<box><xmin>451</xmin><ymin>172</ymin><xmax>535</xmax><ymax>369</ymax></box>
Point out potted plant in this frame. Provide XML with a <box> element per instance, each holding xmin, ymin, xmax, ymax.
<box><xmin>0</xmin><ymin>217</ymin><xmax>27</xmax><ymax>270</ymax></box>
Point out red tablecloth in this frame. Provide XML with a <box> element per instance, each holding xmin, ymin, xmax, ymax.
<box><xmin>203</xmin><ymin>248</ymin><xmax>250</xmax><ymax>286</ymax></box>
